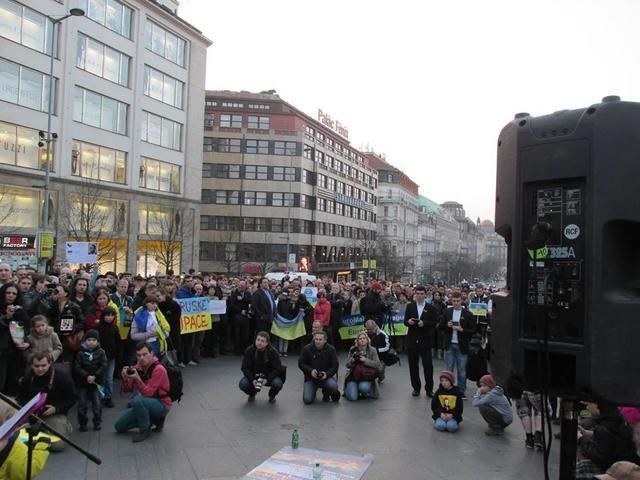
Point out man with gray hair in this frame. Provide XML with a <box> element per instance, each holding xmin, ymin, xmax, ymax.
<box><xmin>0</xmin><ymin>263</ymin><xmax>12</xmax><ymax>287</ymax></box>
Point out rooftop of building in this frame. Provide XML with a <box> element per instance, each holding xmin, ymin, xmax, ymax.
<box><xmin>146</xmin><ymin>0</ymin><xmax>213</xmax><ymax>45</ymax></box>
<box><xmin>418</xmin><ymin>195</ymin><xmax>444</xmax><ymax>215</ymax></box>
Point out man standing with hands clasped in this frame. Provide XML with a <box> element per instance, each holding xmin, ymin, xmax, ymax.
<box><xmin>404</xmin><ymin>286</ymin><xmax>439</xmax><ymax>397</ymax></box>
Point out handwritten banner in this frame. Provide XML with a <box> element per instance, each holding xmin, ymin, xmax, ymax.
<box><xmin>177</xmin><ymin>297</ymin><xmax>212</xmax><ymax>334</ymax></box>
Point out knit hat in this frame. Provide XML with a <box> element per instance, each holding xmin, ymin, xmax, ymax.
<box><xmin>371</xmin><ymin>282</ymin><xmax>383</xmax><ymax>292</ymax></box>
<box><xmin>439</xmin><ymin>370</ymin><xmax>455</xmax><ymax>385</ymax></box>
<box><xmin>479</xmin><ymin>374</ymin><xmax>496</xmax><ymax>389</ymax></box>
<box><xmin>85</xmin><ymin>329</ymin><xmax>100</xmax><ymax>341</ymax></box>
<box><xmin>596</xmin><ymin>461</ymin><xmax>640</xmax><ymax>480</ymax></box>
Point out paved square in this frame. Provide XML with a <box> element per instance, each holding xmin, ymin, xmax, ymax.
<box><xmin>39</xmin><ymin>355</ymin><xmax>560</xmax><ymax>480</ymax></box>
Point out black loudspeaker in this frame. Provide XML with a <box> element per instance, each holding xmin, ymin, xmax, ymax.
<box><xmin>491</xmin><ymin>96</ymin><xmax>640</xmax><ymax>406</ymax></box>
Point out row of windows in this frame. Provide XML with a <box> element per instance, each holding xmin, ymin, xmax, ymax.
<box><xmin>202</xmin><ymin>163</ymin><xmax>299</xmax><ymax>181</ymax></box>
<box><xmin>73</xmin><ymin>86</ymin><xmax>128</xmax><ymax>135</ymax></box>
<box><xmin>0</xmin><ymin>57</ymin><xmax>54</xmax><ymax>113</ymax></box>
<box><xmin>200</xmin><ymin>243</ymin><xmax>371</xmax><ymax>263</ymax></box>
<box><xmin>79</xmin><ymin>0</ymin><xmax>132</xmax><ymax>38</ymax></box>
<box><xmin>317</xmin><ymin>174</ymin><xmax>376</xmax><ymax>204</ymax></box>
<box><xmin>139</xmin><ymin>157</ymin><xmax>181</xmax><ymax>193</ymax></box>
<box><xmin>71</xmin><ymin>140</ymin><xmax>126</xmax><ymax>184</ymax></box>
<box><xmin>201</xmin><ymin>189</ymin><xmax>376</xmax><ymax>222</ymax></box>
<box><xmin>141</xmin><ymin>111</ymin><xmax>182</xmax><ymax>151</ymax></box>
<box><xmin>0</xmin><ymin>121</ymin><xmax>46</xmax><ymax>170</ymax></box>
<box><xmin>76</xmin><ymin>33</ymin><xmax>130</xmax><ymax>87</ymax></box>
<box><xmin>0</xmin><ymin>0</ymin><xmax>53</xmax><ymax>54</ymax></box>
<box><xmin>305</xmin><ymin>146</ymin><xmax>377</xmax><ymax>188</ymax></box>
<box><xmin>144</xmin><ymin>20</ymin><xmax>186</xmax><ymax>67</ymax></box>
<box><xmin>203</xmin><ymin>138</ymin><xmax>298</xmax><ymax>156</ymax></box>
<box><xmin>200</xmin><ymin>215</ymin><xmax>375</xmax><ymax>240</ymax></box>
<box><xmin>213</xmin><ymin>114</ymin><xmax>270</xmax><ymax>130</ymax></box>
<box><xmin>304</xmin><ymin>125</ymin><xmax>365</xmax><ymax>164</ymax></box>
<box><xmin>206</xmin><ymin>101</ymin><xmax>270</xmax><ymax>110</ymax></box>
<box><xmin>143</xmin><ymin>65</ymin><xmax>184</xmax><ymax>109</ymax></box>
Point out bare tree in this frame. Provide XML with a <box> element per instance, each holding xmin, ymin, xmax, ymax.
<box><xmin>377</xmin><ymin>240</ymin><xmax>401</xmax><ymax>280</ymax></box>
<box><xmin>356</xmin><ymin>235</ymin><xmax>377</xmax><ymax>279</ymax></box>
<box><xmin>143</xmin><ymin>204</ymin><xmax>194</xmax><ymax>275</ymax></box>
<box><xmin>0</xmin><ymin>186</ymin><xmax>18</xmax><ymax>233</ymax></box>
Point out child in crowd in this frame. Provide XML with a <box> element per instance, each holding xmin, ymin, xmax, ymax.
<box><xmin>23</xmin><ymin>315</ymin><xmax>63</xmax><ymax>362</ymax></box>
<box><xmin>472</xmin><ymin>374</ymin><xmax>513</xmax><ymax>436</ymax></box>
<box><xmin>73</xmin><ymin>329</ymin><xmax>107</xmax><ymax>431</ymax></box>
<box><xmin>431</xmin><ymin>370</ymin><xmax>464</xmax><ymax>433</ymax></box>
<box><xmin>96</xmin><ymin>307</ymin><xmax>121</xmax><ymax>408</ymax></box>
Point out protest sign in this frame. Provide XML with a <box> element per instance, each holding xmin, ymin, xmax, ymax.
<box><xmin>177</xmin><ymin>297</ymin><xmax>212</xmax><ymax>334</ymax></box>
<box><xmin>338</xmin><ymin>311</ymin><xmax>408</xmax><ymax>340</ymax></box>
<box><xmin>469</xmin><ymin>302</ymin><xmax>488</xmax><ymax>317</ymax></box>
<box><xmin>66</xmin><ymin>241</ymin><xmax>98</xmax><ymax>264</ymax></box>
<box><xmin>302</xmin><ymin>287</ymin><xmax>318</xmax><ymax>308</ymax></box>
<box><xmin>210</xmin><ymin>299</ymin><xmax>227</xmax><ymax>315</ymax></box>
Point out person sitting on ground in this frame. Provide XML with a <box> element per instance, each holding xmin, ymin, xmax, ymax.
<box><xmin>115</xmin><ymin>341</ymin><xmax>171</xmax><ymax>443</ymax></box>
<box><xmin>17</xmin><ymin>352</ymin><xmax>77</xmax><ymax>451</ymax></box>
<box><xmin>73</xmin><ymin>329</ymin><xmax>107</xmax><ymax>432</ymax></box>
<box><xmin>472</xmin><ymin>374</ymin><xmax>513</xmax><ymax>436</ymax></box>
<box><xmin>298</xmin><ymin>331</ymin><xmax>340</xmax><ymax>404</ymax></box>
<box><xmin>0</xmin><ymin>398</ymin><xmax>49</xmax><ymax>478</ymax></box>
<box><xmin>23</xmin><ymin>315</ymin><xmax>62</xmax><ymax>363</ymax></box>
<box><xmin>431</xmin><ymin>370</ymin><xmax>464</xmax><ymax>433</ymax></box>
<box><xmin>344</xmin><ymin>331</ymin><xmax>382</xmax><ymax>401</ymax></box>
<box><xmin>575</xmin><ymin>400</ymin><xmax>640</xmax><ymax>479</ymax></box>
<box><xmin>239</xmin><ymin>331</ymin><xmax>284</xmax><ymax>403</ymax></box>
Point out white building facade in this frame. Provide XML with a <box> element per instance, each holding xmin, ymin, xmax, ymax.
<box><xmin>0</xmin><ymin>0</ymin><xmax>211</xmax><ymax>274</ymax></box>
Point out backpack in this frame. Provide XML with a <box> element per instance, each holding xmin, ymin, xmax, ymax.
<box><xmin>146</xmin><ymin>357</ymin><xmax>184</xmax><ymax>403</ymax></box>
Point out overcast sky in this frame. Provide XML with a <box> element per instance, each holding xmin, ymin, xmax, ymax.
<box><xmin>179</xmin><ymin>0</ymin><xmax>639</xmax><ymax>222</ymax></box>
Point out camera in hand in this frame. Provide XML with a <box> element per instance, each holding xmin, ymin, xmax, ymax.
<box><xmin>352</xmin><ymin>351</ymin><xmax>364</xmax><ymax>361</ymax></box>
<box><xmin>126</xmin><ymin>367</ymin><xmax>136</xmax><ymax>375</ymax></box>
<box><xmin>254</xmin><ymin>373</ymin><xmax>265</xmax><ymax>391</ymax></box>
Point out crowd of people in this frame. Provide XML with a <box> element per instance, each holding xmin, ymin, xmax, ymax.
<box><xmin>0</xmin><ymin>260</ymin><xmax>639</xmax><ymax>479</ymax></box>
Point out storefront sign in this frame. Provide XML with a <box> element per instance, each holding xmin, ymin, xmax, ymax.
<box><xmin>317</xmin><ymin>109</ymin><xmax>349</xmax><ymax>139</ymax></box>
<box><xmin>1</xmin><ymin>236</ymin><xmax>34</xmax><ymax>249</ymax></box>
<box><xmin>0</xmin><ymin>235</ymin><xmax>37</xmax><ymax>269</ymax></box>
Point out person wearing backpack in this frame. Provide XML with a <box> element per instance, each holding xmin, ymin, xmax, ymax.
<box><xmin>115</xmin><ymin>341</ymin><xmax>172</xmax><ymax>443</ymax></box>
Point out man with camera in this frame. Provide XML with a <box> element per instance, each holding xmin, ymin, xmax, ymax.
<box><xmin>239</xmin><ymin>331</ymin><xmax>284</xmax><ymax>403</ymax></box>
<box><xmin>115</xmin><ymin>341</ymin><xmax>171</xmax><ymax>443</ymax></box>
<box><xmin>298</xmin><ymin>331</ymin><xmax>340</xmax><ymax>404</ymax></box>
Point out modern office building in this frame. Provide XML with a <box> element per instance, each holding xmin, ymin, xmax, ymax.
<box><xmin>364</xmin><ymin>152</ymin><xmax>419</xmax><ymax>282</ymax></box>
<box><xmin>199</xmin><ymin>90</ymin><xmax>378</xmax><ymax>280</ymax></box>
<box><xmin>0</xmin><ymin>0</ymin><xmax>211</xmax><ymax>274</ymax></box>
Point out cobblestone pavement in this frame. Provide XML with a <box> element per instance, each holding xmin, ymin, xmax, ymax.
<box><xmin>39</xmin><ymin>354</ymin><xmax>559</xmax><ymax>480</ymax></box>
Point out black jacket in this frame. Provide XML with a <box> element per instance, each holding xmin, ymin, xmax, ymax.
<box><xmin>159</xmin><ymin>298</ymin><xmax>182</xmax><ymax>345</ymax></box>
<box><xmin>70</xmin><ymin>294</ymin><xmax>94</xmax><ymax>317</ymax></box>
<box><xmin>404</xmin><ymin>301</ymin><xmax>439</xmax><ymax>349</ymax></box>
<box><xmin>431</xmin><ymin>385</ymin><xmax>464</xmax><ymax>422</ymax></box>
<box><xmin>73</xmin><ymin>344</ymin><xmax>108</xmax><ymax>385</ymax></box>
<box><xmin>327</xmin><ymin>293</ymin><xmax>344</xmax><ymax>326</ymax></box>
<box><xmin>360</xmin><ymin>291</ymin><xmax>387</xmax><ymax>327</ymax></box>
<box><xmin>96</xmin><ymin>321</ymin><xmax>121</xmax><ymax>360</ymax></box>
<box><xmin>23</xmin><ymin>289</ymin><xmax>51</xmax><ymax>317</ymax></box>
<box><xmin>228</xmin><ymin>289</ymin><xmax>251</xmax><ymax>317</ymax></box>
<box><xmin>251</xmin><ymin>289</ymin><xmax>276</xmax><ymax>330</ymax></box>
<box><xmin>17</xmin><ymin>364</ymin><xmax>78</xmax><ymax>415</ymax></box>
<box><xmin>49</xmin><ymin>301</ymin><xmax>85</xmax><ymax>336</ymax></box>
<box><xmin>298</xmin><ymin>342</ymin><xmax>339</xmax><ymax>381</ymax></box>
<box><xmin>440</xmin><ymin>307</ymin><xmax>476</xmax><ymax>354</ymax></box>
<box><xmin>241</xmin><ymin>344</ymin><xmax>283</xmax><ymax>383</ymax></box>
<box><xmin>578</xmin><ymin>411</ymin><xmax>640</xmax><ymax>470</ymax></box>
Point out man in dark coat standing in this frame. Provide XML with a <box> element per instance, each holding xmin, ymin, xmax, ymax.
<box><xmin>404</xmin><ymin>285</ymin><xmax>439</xmax><ymax>397</ymax></box>
<box><xmin>360</xmin><ymin>282</ymin><xmax>387</xmax><ymax>327</ymax></box>
<box><xmin>251</xmin><ymin>277</ymin><xmax>276</xmax><ymax>334</ymax></box>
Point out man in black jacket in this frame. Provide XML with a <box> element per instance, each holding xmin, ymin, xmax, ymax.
<box><xmin>404</xmin><ymin>285</ymin><xmax>439</xmax><ymax>397</ymax></box>
<box><xmin>251</xmin><ymin>278</ymin><xmax>276</xmax><ymax>333</ymax></box>
<box><xmin>239</xmin><ymin>331</ymin><xmax>284</xmax><ymax>403</ymax></box>
<box><xmin>228</xmin><ymin>280</ymin><xmax>252</xmax><ymax>355</ymax></box>
<box><xmin>440</xmin><ymin>291</ymin><xmax>476</xmax><ymax>398</ymax></box>
<box><xmin>298</xmin><ymin>331</ymin><xmax>340</xmax><ymax>404</ymax></box>
<box><xmin>18</xmin><ymin>352</ymin><xmax>78</xmax><ymax>450</ymax></box>
<box><xmin>360</xmin><ymin>282</ymin><xmax>387</xmax><ymax>327</ymax></box>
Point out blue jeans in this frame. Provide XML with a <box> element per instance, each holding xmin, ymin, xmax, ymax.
<box><xmin>77</xmin><ymin>385</ymin><xmax>102</xmax><ymax>425</ymax></box>
<box><xmin>445</xmin><ymin>343</ymin><xmax>468</xmax><ymax>393</ymax></box>
<box><xmin>114</xmin><ymin>395</ymin><xmax>167</xmax><ymax>432</ymax></box>
<box><xmin>239</xmin><ymin>376</ymin><xmax>283</xmax><ymax>398</ymax></box>
<box><xmin>345</xmin><ymin>381</ymin><xmax>372</xmax><ymax>401</ymax></box>
<box><xmin>104</xmin><ymin>359</ymin><xmax>115</xmax><ymax>400</ymax></box>
<box><xmin>303</xmin><ymin>378</ymin><xmax>338</xmax><ymax>404</ymax></box>
<box><xmin>434</xmin><ymin>417</ymin><xmax>459</xmax><ymax>432</ymax></box>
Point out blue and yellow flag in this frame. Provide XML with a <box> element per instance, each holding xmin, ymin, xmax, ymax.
<box><xmin>271</xmin><ymin>311</ymin><xmax>307</xmax><ymax>340</ymax></box>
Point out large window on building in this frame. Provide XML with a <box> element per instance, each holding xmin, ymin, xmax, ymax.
<box><xmin>0</xmin><ymin>58</ymin><xmax>54</xmax><ymax>112</ymax></box>
<box><xmin>0</xmin><ymin>185</ymin><xmax>41</xmax><ymax>228</ymax></box>
<box><xmin>138</xmin><ymin>203</ymin><xmax>178</xmax><ymax>235</ymax></box>
<box><xmin>244</xmin><ymin>165</ymin><xmax>268</xmax><ymax>180</ymax></box>
<box><xmin>0</xmin><ymin>121</ymin><xmax>47</xmax><ymax>170</ymax></box>
<box><xmin>0</xmin><ymin>0</ymin><xmax>53</xmax><ymax>54</ymax></box>
<box><xmin>71</xmin><ymin>140</ymin><xmax>126</xmax><ymax>184</ymax></box>
<box><xmin>79</xmin><ymin>0</ymin><xmax>132</xmax><ymax>38</ymax></box>
<box><xmin>247</xmin><ymin>115</ymin><xmax>269</xmax><ymax>130</ymax></box>
<box><xmin>273</xmin><ymin>141</ymin><xmax>297</xmax><ymax>156</ymax></box>
<box><xmin>76</xmin><ymin>33</ymin><xmax>130</xmax><ymax>86</ymax></box>
<box><xmin>140</xmin><ymin>111</ymin><xmax>182</xmax><ymax>150</ymax></box>
<box><xmin>216</xmin><ymin>138</ymin><xmax>241</xmax><ymax>153</ymax></box>
<box><xmin>73</xmin><ymin>87</ymin><xmax>128</xmax><ymax>134</ymax></box>
<box><xmin>245</xmin><ymin>139</ymin><xmax>268</xmax><ymax>154</ymax></box>
<box><xmin>70</xmin><ymin>195</ymin><xmax>127</xmax><ymax>233</ymax></box>
<box><xmin>143</xmin><ymin>65</ymin><xmax>183</xmax><ymax>108</ymax></box>
<box><xmin>144</xmin><ymin>20</ymin><xmax>186</xmax><ymax>66</ymax></box>
<box><xmin>220</xmin><ymin>114</ymin><xmax>242</xmax><ymax>128</ymax></box>
<box><xmin>139</xmin><ymin>157</ymin><xmax>180</xmax><ymax>193</ymax></box>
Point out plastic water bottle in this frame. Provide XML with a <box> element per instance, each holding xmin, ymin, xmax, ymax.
<box><xmin>291</xmin><ymin>429</ymin><xmax>299</xmax><ymax>449</ymax></box>
<box><xmin>312</xmin><ymin>462</ymin><xmax>322</xmax><ymax>479</ymax></box>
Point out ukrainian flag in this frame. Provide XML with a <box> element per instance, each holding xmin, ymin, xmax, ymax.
<box><xmin>271</xmin><ymin>311</ymin><xmax>307</xmax><ymax>340</ymax></box>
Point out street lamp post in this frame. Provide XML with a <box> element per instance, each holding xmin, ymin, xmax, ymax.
<box><xmin>40</xmin><ymin>8</ymin><xmax>84</xmax><ymax>270</ymax></box>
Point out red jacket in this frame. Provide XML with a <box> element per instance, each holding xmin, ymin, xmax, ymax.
<box><xmin>314</xmin><ymin>298</ymin><xmax>332</xmax><ymax>328</ymax></box>
<box><xmin>122</xmin><ymin>356</ymin><xmax>172</xmax><ymax>410</ymax></box>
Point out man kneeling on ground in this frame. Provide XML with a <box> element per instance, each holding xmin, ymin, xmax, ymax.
<box><xmin>115</xmin><ymin>341</ymin><xmax>171</xmax><ymax>442</ymax></box>
<box><xmin>298</xmin><ymin>331</ymin><xmax>340</xmax><ymax>404</ymax></box>
<box><xmin>239</xmin><ymin>331</ymin><xmax>284</xmax><ymax>403</ymax></box>
<box><xmin>472</xmin><ymin>374</ymin><xmax>513</xmax><ymax>436</ymax></box>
